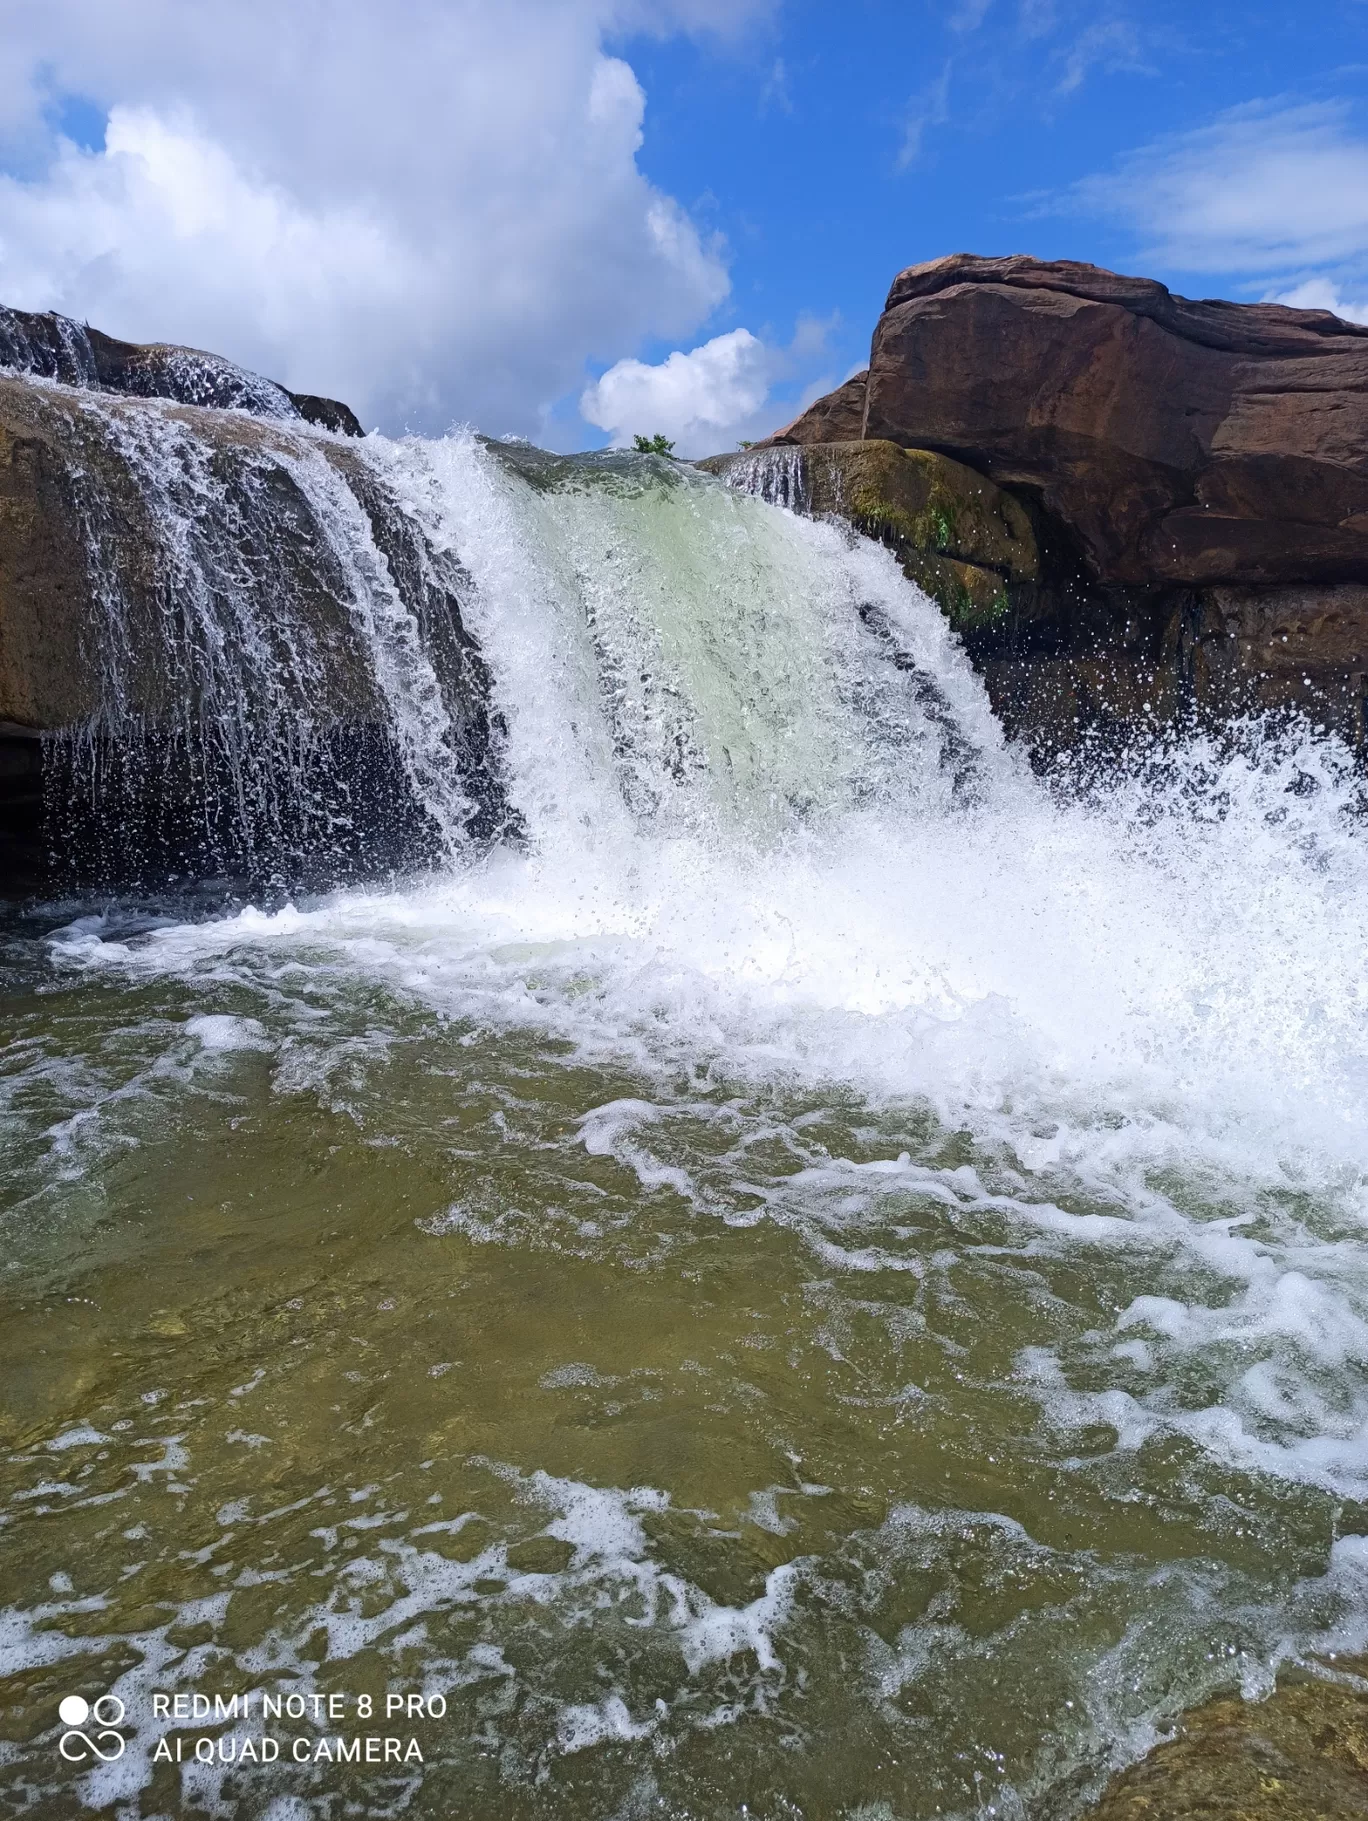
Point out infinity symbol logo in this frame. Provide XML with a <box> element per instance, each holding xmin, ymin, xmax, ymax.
<box><xmin>58</xmin><ymin>1695</ymin><xmax>126</xmax><ymax>1763</ymax></box>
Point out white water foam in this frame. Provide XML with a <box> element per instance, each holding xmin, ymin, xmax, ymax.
<box><xmin>39</xmin><ymin>431</ymin><xmax>1368</xmax><ymax>1520</ymax></box>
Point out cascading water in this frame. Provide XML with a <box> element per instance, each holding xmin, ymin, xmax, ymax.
<box><xmin>23</xmin><ymin>387</ymin><xmax>507</xmax><ymax>888</ymax></box>
<box><xmin>5</xmin><ymin>422</ymin><xmax>1368</xmax><ymax>1820</ymax></box>
<box><xmin>708</xmin><ymin>441</ymin><xmax>811</xmax><ymax>513</ymax></box>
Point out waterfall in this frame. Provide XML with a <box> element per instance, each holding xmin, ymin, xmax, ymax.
<box><xmin>18</xmin><ymin>385</ymin><xmax>509</xmax><ymax>891</ymax></box>
<box><xmin>709</xmin><ymin>443</ymin><xmax>810</xmax><ymax>512</ymax></box>
<box><xmin>374</xmin><ymin>433</ymin><xmax>999</xmax><ymax>854</ymax></box>
<box><xmin>13</xmin><ymin>376</ymin><xmax>1001</xmax><ymax>891</ymax></box>
<box><xmin>5</xmin><ymin>349</ymin><xmax>1004</xmax><ymax>897</ymax></box>
<box><xmin>12</xmin><ymin>398</ymin><xmax>1368</xmax><ymax>1821</ymax></box>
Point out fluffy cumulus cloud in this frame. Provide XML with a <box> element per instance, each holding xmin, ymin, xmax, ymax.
<box><xmin>0</xmin><ymin>0</ymin><xmax>773</xmax><ymax>436</ymax></box>
<box><xmin>581</xmin><ymin>312</ymin><xmax>840</xmax><ymax>456</ymax></box>
<box><xmin>1069</xmin><ymin>99</ymin><xmax>1368</xmax><ymax>277</ymax></box>
<box><xmin>581</xmin><ymin>328</ymin><xmax>771</xmax><ymax>454</ymax></box>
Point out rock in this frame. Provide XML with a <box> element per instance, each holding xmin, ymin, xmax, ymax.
<box><xmin>287</xmin><ymin>391</ymin><xmax>366</xmax><ymax>437</ymax></box>
<box><xmin>749</xmin><ymin>255</ymin><xmax>1368</xmax><ymax>756</ymax></box>
<box><xmin>85</xmin><ymin>328</ymin><xmax>303</xmax><ymax>419</ymax></box>
<box><xmin>0</xmin><ymin>720</ymin><xmax>42</xmax><ymax>894</ymax></box>
<box><xmin>700</xmin><ymin>439</ymin><xmax>1036</xmax><ymax>628</ymax></box>
<box><xmin>0</xmin><ymin>374</ymin><xmax>505</xmax><ymax>893</ymax></box>
<box><xmin>802</xmin><ymin>439</ymin><xmax>1038</xmax><ymax>581</ymax></box>
<box><xmin>782</xmin><ymin>253</ymin><xmax>1368</xmax><ymax>592</ymax></box>
<box><xmin>0</xmin><ymin>303</ymin><xmax>363</xmax><ymax>434</ymax></box>
<box><xmin>768</xmin><ymin>369</ymin><xmax>868</xmax><ymax>444</ymax></box>
<box><xmin>0</xmin><ymin>304</ymin><xmax>100</xmax><ymax>388</ymax></box>
<box><xmin>1085</xmin><ymin>1666</ymin><xmax>1368</xmax><ymax>1819</ymax></box>
<box><xmin>899</xmin><ymin>551</ymin><xmax>1012</xmax><ymax>629</ymax></box>
<box><xmin>1212</xmin><ymin>583</ymin><xmax>1368</xmax><ymax>673</ymax></box>
<box><xmin>0</xmin><ymin>384</ymin><xmax>104</xmax><ymax>728</ymax></box>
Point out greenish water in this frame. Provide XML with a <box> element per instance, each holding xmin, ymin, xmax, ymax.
<box><xmin>2</xmin><ymin>907</ymin><xmax>1366</xmax><ymax>1820</ymax></box>
<box><xmin>6</xmin><ymin>435</ymin><xmax>1368</xmax><ymax>1818</ymax></box>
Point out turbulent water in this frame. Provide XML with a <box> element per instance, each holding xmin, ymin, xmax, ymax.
<box><xmin>5</xmin><ymin>424</ymin><xmax>1368</xmax><ymax>1819</ymax></box>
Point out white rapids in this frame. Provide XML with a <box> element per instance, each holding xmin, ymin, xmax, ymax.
<box><xmin>57</xmin><ymin>428</ymin><xmax>1368</xmax><ymax>1505</ymax></box>
<box><xmin>11</xmin><ymin>420</ymin><xmax>1368</xmax><ymax>1819</ymax></box>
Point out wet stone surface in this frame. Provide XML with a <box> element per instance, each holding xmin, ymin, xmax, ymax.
<box><xmin>1087</xmin><ymin>1665</ymin><xmax>1368</xmax><ymax>1819</ymax></box>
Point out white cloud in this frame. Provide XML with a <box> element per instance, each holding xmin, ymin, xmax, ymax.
<box><xmin>580</xmin><ymin>311</ymin><xmax>842</xmax><ymax>456</ymax></box>
<box><xmin>1070</xmin><ymin>99</ymin><xmax>1368</xmax><ymax>274</ymax></box>
<box><xmin>1054</xmin><ymin>19</ymin><xmax>1146</xmax><ymax>96</ymax></box>
<box><xmin>898</xmin><ymin>64</ymin><xmax>953</xmax><ymax>170</ymax></box>
<box><xmin>0</xmin><ymin>0</ymin><xmax>773</xmax><ymax>436</ymax></box>
<box><xmin>1018</xmin><ymin>0</ymin><xmax>1059</xmax><ymax>39</ymax></box>
<box><xmin>1267</xmin><ymin>277</ymin><xmax>1368</xmax><ymax>326</ymax></box>
<box><xmin>581</xmin><ymin>327</ymin><xmax>772</xmax><ymax>455</ymax></box>
<box><xmin>759</xmin><ymin>58</ymin><xmax>794</xmax><ymax>116</ymax></box>
<box><xmin>949</xmin><ymin>0</ymin><xmax>994</xmax><ymax>32</ymax></box>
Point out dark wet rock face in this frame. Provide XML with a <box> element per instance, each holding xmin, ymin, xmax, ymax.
<box><xmin>1086</xmin><ymin>1666</ymin><xmax>1368</xmax><ymax>1820</ymax></box>
<box><xmin>757</xmin><ymin>255</ymin><xmax>1368</xmax><ymax>757</ymax></box>
<box><xmin>0</xmin><ymin>376</ymin><xmax>509</xmax><ymax>895</ymax></box>
<box><xmin>0</xmin><ymin>303</ymin><xmax>362</xmax><ymax>434</ymax></box>
<box><xmin>0</xmin><ymin>305</ymin><xmax>101</xmax><ymax>388</ymax></box>
<box><xmin>287</xmin><ymin>390</ymin><xmax>366</xmax><ymax>437</ymax></box>
<box><xmin>0</xmin><ymin>301</ymin><xmax>486</xmax><ymax>895</ymax></box>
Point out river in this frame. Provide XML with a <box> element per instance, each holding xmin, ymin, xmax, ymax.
<box><xmin>3</xmin><ymin>431</ymin><xmax>1368</xmax><ymax>1818</ymax></box>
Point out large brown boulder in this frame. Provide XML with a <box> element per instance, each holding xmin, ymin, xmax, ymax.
<box><xmin>751</xmin><ymin>255</ymin><xmax>1368</xmax><ymax>755</ymax></box>
<box><xmin>774</xmin><ymin>254</ymin><xmax>1368</xmax><ymax>592</ymax></box>
<box><xmin>769</xmin><ymin>369</ymin><xmax>869</xmax><ymax>445</ymax></box>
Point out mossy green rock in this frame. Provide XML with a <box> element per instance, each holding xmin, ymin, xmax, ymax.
<box><xmin>898</xmin><ymin>549</ymin><xmax>1012</xmax><ymax>629</ymax></box>
<box><xmin>801</xmin><ymin>439</ymin><xmax>1038</xmax><ymax>583</ymax></box>
<box><xmin>698</xmin><ymin>439</ymin><xmax>1037</xmax><ymax>629</ymax></box>
<box><xmin>1086</xmin><ymin>1667</ymin><xmax>1368</xmax><ymax>1820</ymax></box>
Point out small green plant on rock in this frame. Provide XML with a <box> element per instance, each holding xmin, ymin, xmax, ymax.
<box><xmin>632</xmin><ymin>433</ymin><xmax>676</xmax><ymax>457</ymax></box>
<box><xmin>911</xmin><ymin>503</ymin><xmax>958</xmax><ymax>553</ymax></box>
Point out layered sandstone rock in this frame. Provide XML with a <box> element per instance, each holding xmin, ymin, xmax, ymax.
<box><xmin>761</xmin><ymin>255</ymin><xmax>1368</xmax><ymax>753</ymax></box>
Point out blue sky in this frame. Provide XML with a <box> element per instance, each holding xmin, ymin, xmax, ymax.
<box><xmin>2</xmin><ymin>1</ymin><xmax>1367</xmax><ymax>452</ymax></box>
<box><xmin>583</xmin><ymin>0</ymin><xmax>1368</xmax><ymax>446</ymax></box>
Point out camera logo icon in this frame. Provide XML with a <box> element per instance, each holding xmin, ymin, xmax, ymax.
<box><xmin>58</xmin><ymin>1695</ymin><xmax>126</xmax><ymax>1762</ymax></box>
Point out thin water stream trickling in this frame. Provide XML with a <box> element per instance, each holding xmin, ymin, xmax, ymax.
<box><xmin>4</xmin><ymin>423</ymin><xmax>1368</xmax><ymax>1819</ymax></box>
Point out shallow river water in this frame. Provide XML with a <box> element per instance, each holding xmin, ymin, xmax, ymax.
<box><xmin>5</xmin><ymin>437</ymin><xmax>1368</xmax><ymax>1819</ymax></box>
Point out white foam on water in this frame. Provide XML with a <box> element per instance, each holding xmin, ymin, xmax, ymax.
<box><xmin>556</xmin><ymin>1694</ymin><xmax>656</xmax><ymax>1755</ymax></box>
<box><xmin>185</xmin><ymin>1013</ymin><xmax>271</xmax><ymax>1052</ymax></box>
<box><xmin>39</xmin><ymin>437</ymin><xmax>1368</xmax><ymax>1514</ymax></box>
<box><xmin>21</xmin><ymin>430</ymin><xmax>1368</xmax><ymax>1808</ymax></box>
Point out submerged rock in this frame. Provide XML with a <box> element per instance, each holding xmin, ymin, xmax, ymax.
<box><xmin>749</xmin><ymin>255</ymin><xmax>1368</xmax><ymax>757</ymax></box>
<box><xmin>1088</xmin><ymin>1666</ymin><xmax>1368</xmax><ymax>1819</ymax></box>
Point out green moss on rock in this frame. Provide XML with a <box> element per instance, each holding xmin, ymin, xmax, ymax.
<box><xmin>899</xmin><ymin>550</ymin><xmax>1012</xmax><ymax>629</ymax></box>
<box><xmin>698</xmin><ymin>439</ymin><xmax>1037</xmax><ymax>628</ymax></box>
<box><xmin>803</xmin><ymin>440</ymin><xmax>1038</xmax><ymax>584</ymax></box>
